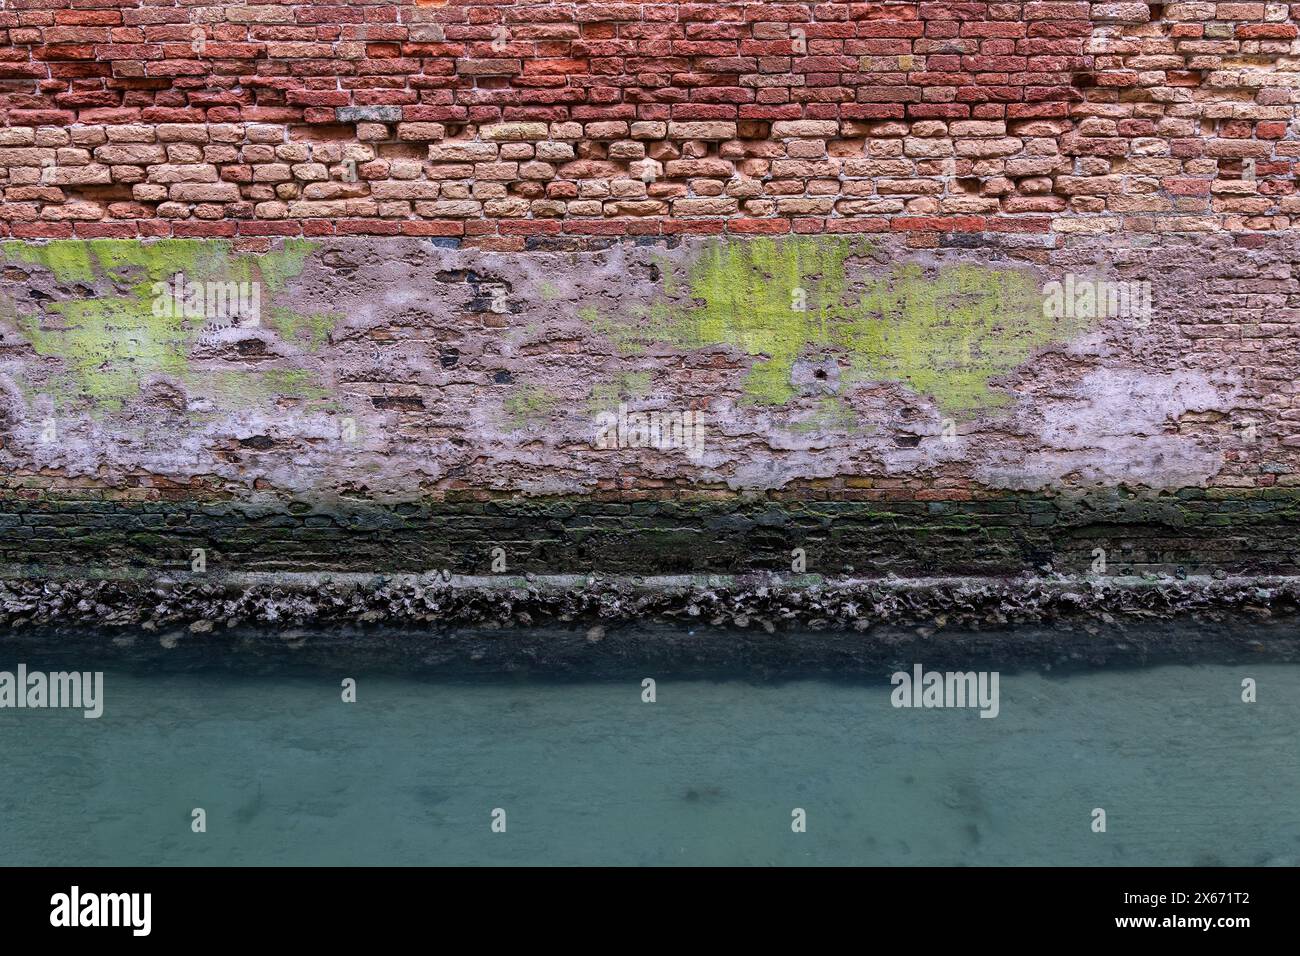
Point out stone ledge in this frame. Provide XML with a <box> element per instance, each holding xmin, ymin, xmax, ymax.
<box><xmin>3</xmin><ymin>568</ymin><xmax>1299</xmax><ymax>635</ymax></box>
<box><xmin>3</xmin><ymin>570</ymin><xmax>1298</xmax><ymax>672</ymax></box>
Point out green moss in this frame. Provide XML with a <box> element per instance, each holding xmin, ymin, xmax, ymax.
<box><xmin>1</xmin><ymin>239</ymin><xmax>330</xmax><ymax>412</ymax></box>
<box><xmin>4</xmin><ymin>240</ymin><xmax>97</xmax><ymax>285</ymax></box>
<box><xmin>503</xmin><ymin>384</ymin><xmax>558</xmax><ymax>428</ymax></box>
<box><xmin>586</xmin><ymin>371</ymin><xmax>652</xmax><ymax>415</ymax></box>
<box><xmin>5</xmin><ymin>239</ymin><xmax>226</xmax><ymax>288</ymax></box>
<box><xmin>653</xmin><ymin>251</ymin><xmax>678</xmax><ymax>297</ymax></box>
<box><xmin>578</xmin><ymin>304</ymin><xmax>655</xmax><ymax>355</ymax></box>
<box><xmin>846</xmin><ymin>262</ymin><xmax>1069</xmax><ymax>414</ymax></box>
<box><xmin>789</xmin><ymin>396</ymin><xmax>867</xmax><ymax>435</ymax></box>
<box><xmin>679</xmin><ymin>237</ymin><xmax>862</xmax><ymax>404</ymax></box>
<box><xmin>203</xmin><ymin>369</ymin><xmax>330</xmax><ymax>404</ymax></box>
<box><xmin>265</xmin><ymin>305</ymin><xmax>342</xmax><ymax>352</ymax></box>
<box><xmin>251</xmin><ymin>239</ymin><xmax>316</xmax><ymax>296</ymax></box>
<box><xmin>24</xmin><ymin>297</ymin><xmax>190</xmax><ymax>407</ymax></box>
<box><xmin>580</xmin><ymin>237</ymin><xmax>1089</xmax><ymax>416</ymax></box>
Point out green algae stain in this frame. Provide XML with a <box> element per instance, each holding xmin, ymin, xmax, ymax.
<box><xmin>1</xmin><ymin>239</ymin><xmax>330</xmax><ymax>412</ymax></box>
<box><xmin>503</xmin><ymin>384</ymin><xmax>557</xmax><ymax>428</ymax></box>
<box><xmin>204</xmin><ymin>369</ymin><xmax>329</xmax><ymax>404</ymax></box>
<box><xmin>3</xmin><ymin>241</ymin><xmax>99</xmax><ymax>285</ymax></box>
<box><xmin>676</xmin><ymin>236</ymin><xmax>865</xmax><ymax>405</ymax></box>
<box><xmin>578</xmin><ymin>304</ymin><xmax>655</xmax><ymax>356</ymax></box>
<box><xmin>580</xmin><ymin>237</ymin><xmax>1088</xmax><ymax>416</ymax></box>
<box><xmin>265</xmin><ymin>305</ymin><xmax>342</xmax><ymax>352</ymax></box>
<box><xmin>22</xmin><ymin>297</ymin><xmax>191</xmax><ymax>407</ymax></box>
<box><xmin>846</xmin><ymin>262</ymin><xmax>1062</xmax><ymax>414</ymax></box>
<box><xmin>586</xmin><ymin>371</ymin><xmax>652</xmax><ymax>416</ymax></box>
<box><xmin>789</xmin><ymin>396</ymin><xmax>869</xmax><ymax>436</ymax></box>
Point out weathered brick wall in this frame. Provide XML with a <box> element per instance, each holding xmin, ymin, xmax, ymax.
<box><xmin>1</xmin><ymin>3</ymin><xmax>1298</xmax><ymax>578</ymax></box>
<box><xmin>0</xmin><ymin>1</ymin><xmax>1296</xmax><ymax>243</ymax></box>
<box><xmin>2</xmin><ymin>232</ymin><xmax>1290</xmax><ymax>495</ymax></box>
<box><xmin>1</xmin><ymin>230</ymin><xmax>1298</xmax><ymax>574</ymax></box>
<box><xmin>5</xmin><ymin>487</ymin><xmax>1300</xmax><ymax>576</ymax></box>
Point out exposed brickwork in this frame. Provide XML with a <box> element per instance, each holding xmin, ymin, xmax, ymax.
<box><xmin>0</xmin><ymin>2</ymin><xmax>1296</xmax><ymax>244</ymax></box>
<box><xmin>2</xmin><ymin>484</ymin><xmax>1298</xmax><ymax>576</ymax></box>
<box><xmin>2</xmin><ymin>4</ymin><xmax>1298</xmax><ymax>579</ymax></box>
<box><xmin>2</xmin><ymin>233</ymin><xmax>1293</xmax><ymax>500</ymax></box>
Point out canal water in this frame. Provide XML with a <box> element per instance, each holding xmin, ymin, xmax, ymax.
<box><xmin>1</xmin><ymin>645</ymin><xmax>1296</xmax><ymax>866</ymax></box>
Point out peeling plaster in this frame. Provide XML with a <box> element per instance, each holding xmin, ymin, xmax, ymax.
<box><xmin>0</xmin><ymin>237</ymin><xmax>1249</xmax><ymax>497</ymax></box>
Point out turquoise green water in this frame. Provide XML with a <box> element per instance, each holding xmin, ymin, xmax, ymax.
<box><xmin>1</xmin><ymin>660</ymin><xmax>1297</xmax><ymax>866</ymax></box>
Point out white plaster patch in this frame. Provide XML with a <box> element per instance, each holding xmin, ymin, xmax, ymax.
<box><xmin>975</xmin><ymin>368</ymin><xmax>1241</xmax><ymax>490</ymax></box>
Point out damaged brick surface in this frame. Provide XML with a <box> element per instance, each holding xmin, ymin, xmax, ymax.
<box><xmin>1</xmin><ymin>2</ymin><xmax>1297</xmax><ymax>591</ymax></box>
<box><xmin>0</xmin><ymin>2</ymin><xmax>1296</xmax><ymax>241</ymax></box>
<box><xmin>0</xmin><ymin>234</ymin><xmax>1287</xmax><ymax>494</ymax></box>
<box><xmin>0</xmin><ymin>232</ymin><xmax>1295</xmax><ymax>577</ymax></box>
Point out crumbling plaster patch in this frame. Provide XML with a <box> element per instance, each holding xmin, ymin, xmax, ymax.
<box><xmin>0</xmin><ymin>237</ymin><xmax>1248</xmax><ymax>497</ymax></box>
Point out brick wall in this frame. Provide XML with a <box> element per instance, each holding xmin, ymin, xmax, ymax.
<box><xmin>5</xmin><ymin>486</ymin><xmax>1300</xmax><ymax>576</ymax></box>
<box><xmin>0</xmin><ymin>1</ymin><xmax>1296</xmax><ymax>245</ymax></box>
<box><xmin>2</xmin><ymin>2</ymin><xmax>1298</xmax><ymax>578</ymax></box>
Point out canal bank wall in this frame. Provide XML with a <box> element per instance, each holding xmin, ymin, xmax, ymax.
<box><xmin>2</xmin><ymin>234</ymin><xmax>1298</xmax><ymax>589</ymax></box>
<box><xmin>2</xmin><ymin>570</ymin><xmax>1299</xmax><ymax>673</ymax></box>
<box><xmin>1</xmin><ymin>2</ymin><xmax>1298</xmax><ymax>635</ymax></box>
